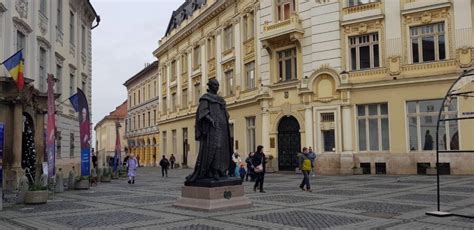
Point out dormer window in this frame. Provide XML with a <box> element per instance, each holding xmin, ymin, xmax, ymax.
<box><xmin>276</xmin><ymin>0</ymin><xmax>296</xmax><ymax>22</ymax></box>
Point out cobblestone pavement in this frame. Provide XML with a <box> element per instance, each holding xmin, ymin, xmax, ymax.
<box><xmin>1</xmin><ymin>167</ymin><xmax>473</xmax><ymax>229</ymax></box>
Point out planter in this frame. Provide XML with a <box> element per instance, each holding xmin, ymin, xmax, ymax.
<box><xmin>25</xmin><ymin>190</ymin><xmax>48</xmax><ymax>204</ymax></box>
<box><xmin>426</xmin><ymin>168</ymin><xmax>437</xmax><ymax>175</ymax></box>
<box><xmin>75</xmin><ymin>179</ymin><xmax>90</xmax><ymax>190</ymax></box>
<box><xmin>352</xmin><ymin>168</ymin><xmax>363</xmax><ymax>175</ymax></box>
<box><xmin>101</xmin><ymin>175</ymin><xmax>111</xmax><ymax>182</ymax></box>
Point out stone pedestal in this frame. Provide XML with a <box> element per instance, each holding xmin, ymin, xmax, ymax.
<box><xmin>174</xmin><ymin>178</ymin><xmax>252</xmax><ymax>211</ymax></box>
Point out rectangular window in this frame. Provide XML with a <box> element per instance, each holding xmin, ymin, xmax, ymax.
<box><xmin>194</xmin><ymin>84</ymin><xmax>201</xmax><ymax>105</ymax></box>
<box><xmin>245</xmin><ymin>62</ymin><xmax>256</xmax><ymax>90</ymax></box>
<box><xmin>138</xmin><ymin>115</ymin><xmax>141</xmax><ymax>129</ymax></box>
<box><xmin>407</xmin><ymin>99</ymin><xmax>458</xmax><ymax>151</ymax></box>
<box><xmin>138</xmin><ymin>90</ymin><xmax>141</xmax><ymax>104</ymax></box>
<box><xmin>16</xmin><ymin>31</ymin><xmax>26</xmax><ymax>52</ymax></box>
<box><xmin>69</xmin><ymin>11</ymin><xmax>75</xmax><ymax>45</ymax></box>
<box><xmin>148</xmin><ymin>111</ymin><xmax>150</xmax><ymax>127</ymax></box>
<box><xmin>181</xmin><ymin>54</ymin><xmax>188</xmax><ymax>73</ymax></box>
<box><xmin>357</xmin><ymin>103</ymin><xmax>389</xmax><ymax>151</ymax></box>
<box><xmin>246</xmin><ymin>117</ymin><xmax>256</xmax><ymax>153</ymax></box>
<box><xmin>82</xmin><ymin>80</ymin><xmax>86</xmax><ymax>95</ymax></box>
<box><xmin>70</xmin><ymin>133</ymin><xmax>74</xmax><ymax>157</ymax></box>
<box><xmin>171</xmin><ymin>93</ymin><xmax>176</xmax><ymax>112</ymax></box>
<box><xmin>349</xmin><ymin>33</ymin><xmax>379</xmax><ymax>70</ymax></box>
<box><xmin>208</xmin><ymin>37</ymin><xmax>215</xmax><ymax>60</ymax></box>
<box><xmin>348</xmin><ymin>0</ymin><xmax>379</xmax><ymax>7</ymax></box>
<box><xmin>147</xmin><ymin>84</ymin><xmax>150</xmax><ymax>100</ymax></box>
<box><xmin>56</xmin><ymin>65</ymin><xmax>62</xmax><ymax>94</ymax></box>
<box><xmin>410</xmin><ymin>23</ymin><xmax>446</xmax><ymax>63</ymax></box>
<box><xmin>69</xmin><ymin>73</ymin><xmax>75</xmax><ymax>96</ymax></box>
<box><xmin>172</xmin><ymin>130</ymin><xmax>177</xmax><ymax>155</ymax></box>
<box><xmin>40</xmin><ymin>0</ymin><xmax>47</xmax><ymax>15</ymax></box>
<box><xmin>56</xmin><ymin>131</ymin><xmax>61</xmax><ymax>159</ymax></box>
<box><xmin>153</xmin><ymin>81</ymin><xmax>157</xmax><ymax>97</ymax></box>
<box><xmin>224</xmin><ymin>26</ymin><xmax>233</xmax><ymax>51</ymax></box>
<box><xmin>276</xmin><ymin>0</ymin><xmax>296</xmax><ymax>21</ymax></box>
<box><xmin>57</xmin><ymin>0</ymin><xmax>63</xmax><ymax>30</ymax></box>
<box><xmin>39</xmin><ymin>48</ymin><xmax>47</xmax><ymax>92</ymax></box>
<box><xmin>171</xmin><ymin>60</ymin><xmax>177</xmax><ymax>81</ymax></box>
<box><xmin>277</xmin><ymin>48</ymin><xmax>297</xmax><ymax>81</ymax></box>
<box><xmin>162</xmin><ymin>131</ymin><xmax>167</xmax><ymax>155</ymax></box>
<box><xmin>225</xmin><ymin>70</ymin><xmax>234</xmax><ymax>96</ymax></box>
<box><xmin>163</xmin><ymin>97</ymin><xmax>167</xmax><ymax>113</ymax></box>
<box><xmin>153</xmin><ymin>110</ymin><xmax>156</xmax><ymax>125</ymax></box>
<box><xmin>142</xmin><ymin>113</ymin><xmax>145</xmax><ymax>128</ymax></box>
<box><xmin>193</xmin><ymin>46</ymin><xmax>200</xmax><ymax>69</ymax></box>
<box><xmin>182</xmin><ymin>89</ymin><xmax>188</xmax><ymax>109</ymax></box>
<box><xmin>81</xmin><ymin>25</ymin><xmax>86</xmax><ymax>53</ymax></box>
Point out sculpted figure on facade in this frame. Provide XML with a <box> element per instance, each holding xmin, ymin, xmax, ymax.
<box><xmin>185</xmin><ymin>79</ymin><xmax>232</xmax><ymax>183</ymax></box>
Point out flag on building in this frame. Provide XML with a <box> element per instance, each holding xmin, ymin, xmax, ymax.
<box><xmin>1</xmin><ymin>50</ymin><xmax>25</xmax><ymax>90</ymax></box>
<box><xmin>46</xmin><ymin>74</ymin><xmax>56</xmax><ymax>179</ymax></box>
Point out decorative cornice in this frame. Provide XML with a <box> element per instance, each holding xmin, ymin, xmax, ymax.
<box><xmin>15</xmin><ymin>0</ymin><xmax>28</xmax><ymax>19</ymax></box>
<box><xmin>37</xmin><ymin>36</ymin><xmax>52</xmax><ymax>49</ymax></box>
<box><xmin>0</xmin><ymin>2</ymin><xmax>7</xmax><ymax>14</ymax></box>
<box><xmin>12</xmin><ymin>16</ymin><xmax>32</xmax><ymax>34</ymax></box>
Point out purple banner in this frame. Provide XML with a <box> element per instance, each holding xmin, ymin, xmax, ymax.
<box><xmin>77</xmin><ymin>89</ymin><xmax>91</xmax><ymax>176</ymax></box>
<box><xmin>46</xmin><ymin>74</ymin><xmax>55</xmax><ymax>178</ymax></box>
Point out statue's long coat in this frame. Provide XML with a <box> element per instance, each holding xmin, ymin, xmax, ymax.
<box><xmin>186</xmin><ymin>92</ymin><xmax>232</xmax><ymax>182</ymax></box>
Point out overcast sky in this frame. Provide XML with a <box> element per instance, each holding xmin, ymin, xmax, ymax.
<box><xmin>91</xmin><ymin>0</ymin><xmax>182</xmax><ymax>127</ymax></box>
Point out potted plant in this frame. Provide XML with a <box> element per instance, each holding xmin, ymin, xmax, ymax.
<box><xmin>352</xmin><ymin>166</ymin><xmax>363</xmax><ymax>175</ymax></box>
<box><xmin>24</xmin><ymin>169</ymin><xmax>48</xmax><ymax>204</ymax></box>
<box><xmin>101</xmin><ymin>168</ymin><xmax>112</xmax><ymax>182</ymax></box>
<box><xmin>75</xmin><ymin>176</ymin><xmax>90</xmax><ymax>190</ymax></box>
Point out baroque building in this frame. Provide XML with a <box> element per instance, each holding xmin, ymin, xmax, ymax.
<box><xmin>144</xmin><ymin>0</ymin><xmax>473</xmax><ymax>174</ymax></box>
<box><xmin>0</xmin><ymin>0</ymin><xmax>99</xmax><ymax>186</ymax></box>
<box><xmin>94</xmin><ymin>101</ymin><xmax>127</xmax><ymax>168</ymax></box>
<box><xmin>124</xmin><ymin>61</ymin><xmax>160</xmax><ymax>167</ymax></box>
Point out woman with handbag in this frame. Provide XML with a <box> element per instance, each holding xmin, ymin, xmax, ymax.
<box><xmin>252</xmin><ymin>145</ymin><xmax>266</xmax><ymax>193</ymax></box>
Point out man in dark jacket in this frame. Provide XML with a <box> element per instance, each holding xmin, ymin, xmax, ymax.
<box><xmin>252</xmin><ymin>145</ymin><xmax>266</xmax><ymax>193</ymax></box>
<box><xmin>159</xmin><ymin>155</ymin><xmax>170</xmax><ymax>177</ymax></box>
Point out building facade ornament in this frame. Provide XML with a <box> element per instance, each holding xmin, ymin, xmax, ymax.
<box><xmin>38</xmin><ymin>13</ymin><xmax>48</xmax><ymax>35</ymax></box>
<box><xmin>37</xmin><ymin>36</ymin><xmax>52</xmax><ymax>49</ymax></box>
<box><xmin>15</xmin><ymin>0</ymin><xmax>28</xmax><ymax>19</ymax></box>
<box><xmin>0</xmin><ymin>2</ymin><xmax>7</xmax><ymax>15</ymax></box>
<box><xmin>12</xmin><ymin>16</ymin><xmax>32</xmax><ymax>34</ymax></box>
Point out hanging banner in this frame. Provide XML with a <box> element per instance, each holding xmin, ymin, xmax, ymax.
<box><xmin>0</xmin><ymin>123</ymin><xmax>4</xmax><ymax>211</ymax></box>
<box><xmin>46</xmin><ymin>74</ymin><xmax>56</xmax><ymax>179</ymax></box>
<box><xmin>69</xmin><ymin>89</ymin><xmax>91</xmax><ymax>176</ymax></box>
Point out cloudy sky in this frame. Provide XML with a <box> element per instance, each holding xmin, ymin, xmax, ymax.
<box><xmin>91</xmin><ymin>0</ymin><xmax>182</xmax><ymax>127</ymax></box>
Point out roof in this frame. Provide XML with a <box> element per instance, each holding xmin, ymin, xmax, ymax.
<box><xmin>94</xmin><ymin>100</ymin><xmax>128</xmax><ymax>130</ymax></box>
<box><xmin>165</xmin><ymin>0</ymin><xmax>207</xmax><ymax>36</ymax></box>
<box><xmin>123</xmin><ymin>61</ymin><xmax>158</xmax><ymax>87</ymax></box>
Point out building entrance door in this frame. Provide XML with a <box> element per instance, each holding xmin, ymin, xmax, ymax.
<box><xmin>22</xmin><ymin>113</ymin><xmax>36</xmax><ymax>182</ymax></box>
<box><xmin>323</xmin><ymin>130</ymin><xmax>335</xmax><ymax>152</ymax></box>
<box><xmin>278</xmin><ymin>116</ymin><xmax>300</xmax><ymax>171</ymax></box>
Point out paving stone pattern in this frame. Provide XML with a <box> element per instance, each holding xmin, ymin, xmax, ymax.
<box><xmin>1</xmin><ymin>167</ymin><xmax>473</xmax><ymax>229</ymax></box>
<box><xmin>167</xmin><ymin>224</ymin><xmax>224</xmax><ymax>230</ymax></box>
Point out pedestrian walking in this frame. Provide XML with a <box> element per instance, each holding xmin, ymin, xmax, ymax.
<box><xmin>170</xmin><ymin>154</ymin><xmax>176</xmax><ymax>169</ymax></box>
<box><xmin>127</xmin><ymin>154</ymin><xmax>138</xmax><ymax>184</ymax></box>
<box><xmin>159</xmin><ymin>155</ymin><xmax>170</xmax><ymax>177</ymax></box>
<box><xmin>232</xmin><ymin>153</ymin><xmax>241</xmax><ymax>177</ymax></box>
<box><xmin>245</xmin><ymin>152</ymin><xmax>254</xmax><ymax>181</ymax></box>
<box><xmin>252</xmin><ymin>145</ymin><xmax>266</xmax><ymax>193</ymax></box>
<box><xmin>299</xmin><ymin>147</ymin><xmax>312</xmax><ymax>192</ymax></box>
<box><xmin>308</xmin><ymin>146</ymin><xmax>316</xmax><ymax>177</ymax></box>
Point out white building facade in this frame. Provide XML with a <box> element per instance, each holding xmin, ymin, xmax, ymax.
<box><xmin>0</xmin><ymin>0</ymin><xmax>99</xmax><ymax>173</ymax></box>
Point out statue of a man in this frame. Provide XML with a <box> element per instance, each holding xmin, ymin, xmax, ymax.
<box><xmin>186</xmin><ymin>79</ymin><xmax>232</xmax><ymax>183</ymax></box>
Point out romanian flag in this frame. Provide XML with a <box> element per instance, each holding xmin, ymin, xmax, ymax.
<box><xmin>2</xmin><ymin>50</ymin><xmax>25</xmax><ymax>91</ymax></box>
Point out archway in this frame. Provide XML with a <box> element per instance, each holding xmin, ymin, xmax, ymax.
<box><xmin>22</xmin><ymin>112</ymin><xmax>36</xmax><ymax>182</ymax></box>
<box><xmin>277</xmin><ymin>116</ymin><xmax>301</xmax><ymax>171</ymax></box>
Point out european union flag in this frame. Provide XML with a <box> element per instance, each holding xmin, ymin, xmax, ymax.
<box><xmin>68</xmin><ymin>93</ymin><xmax>79</xmax><ymax>112</ymax></box>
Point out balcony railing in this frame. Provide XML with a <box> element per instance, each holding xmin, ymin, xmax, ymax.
<box><xmin>261</xmin><ymin>13</ymin><xmax>303</xmax><ymax>41</ymax></box>
<box><xmin>343</xmin><ymin>1</ymin><xmax>381</xmax><ymax>15</ymax></box>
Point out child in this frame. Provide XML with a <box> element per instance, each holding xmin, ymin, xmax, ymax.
<box><xmin>239</xmin><ymin>164</ymin><xmax>246</xmax><ymax>181</ymax></box>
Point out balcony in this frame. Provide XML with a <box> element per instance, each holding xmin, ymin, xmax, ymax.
<box><xmin>261</xmin><ymin>13</ymin><xmax>304</xmax><ymax>50</ymax></box>
<box><xmin>342</xmin><ymin>1</ymin><xmax>383</xmax><ymax>23</ymax></box>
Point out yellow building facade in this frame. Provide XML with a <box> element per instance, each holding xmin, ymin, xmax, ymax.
<box><xmin>124</xmin><ymin>61</ymin><xmax>160</xmax><ymax>167</ymax></box>
<box><xmin>151</xmin><ymin>0</ymin><xmax>473</xmax><ymax>174</ymax></box>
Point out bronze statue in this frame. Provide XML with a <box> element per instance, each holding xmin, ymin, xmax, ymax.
<box><xmin>186</xmin><ymin>79</ymin><xmax>232</xmax><ymax>183</ymax></box>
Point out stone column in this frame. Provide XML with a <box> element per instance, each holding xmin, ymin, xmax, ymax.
<box><xmin>200</xmin><ymin>40</ymin><xmax>207</xmax><ymax>94</ymax></box>
<box><xmin>262</xmin><ymin>111</ymin><xmax>270</xmax><ymax>152</ymax></box>
<box><xmin>342</xmin><ymin>106</ymin><xmax>353</xmax><ymax>152</ymax></box>
<box><xmin>304</xmin><ymin>106</ymin><xmax>313</xmax><ymax>148</ymax></box>
<box><xmin>216</xmin><ymin>30</ymin><xmax>222</xmax><ymax>84</ymax></box>
<box><xmin>176</xmin><ymin>56</ymin><xmax>182</xmax><ymax>110</ymax></box>
<box><xmin>234</xmin><ymin>19</ymin><xmax>242</xmax><ymax>91</ymax></box>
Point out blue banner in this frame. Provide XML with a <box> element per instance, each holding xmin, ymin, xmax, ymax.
<box><xmin>75</xmin><ymin>89</ymin><xmax>90</xmax><ymax>176</ymax></box>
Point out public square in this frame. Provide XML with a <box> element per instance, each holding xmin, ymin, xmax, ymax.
<box><xmin>1</xmin><ymin>167</ymin><xmax>473</xmax><ymax>229</ymax></box>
